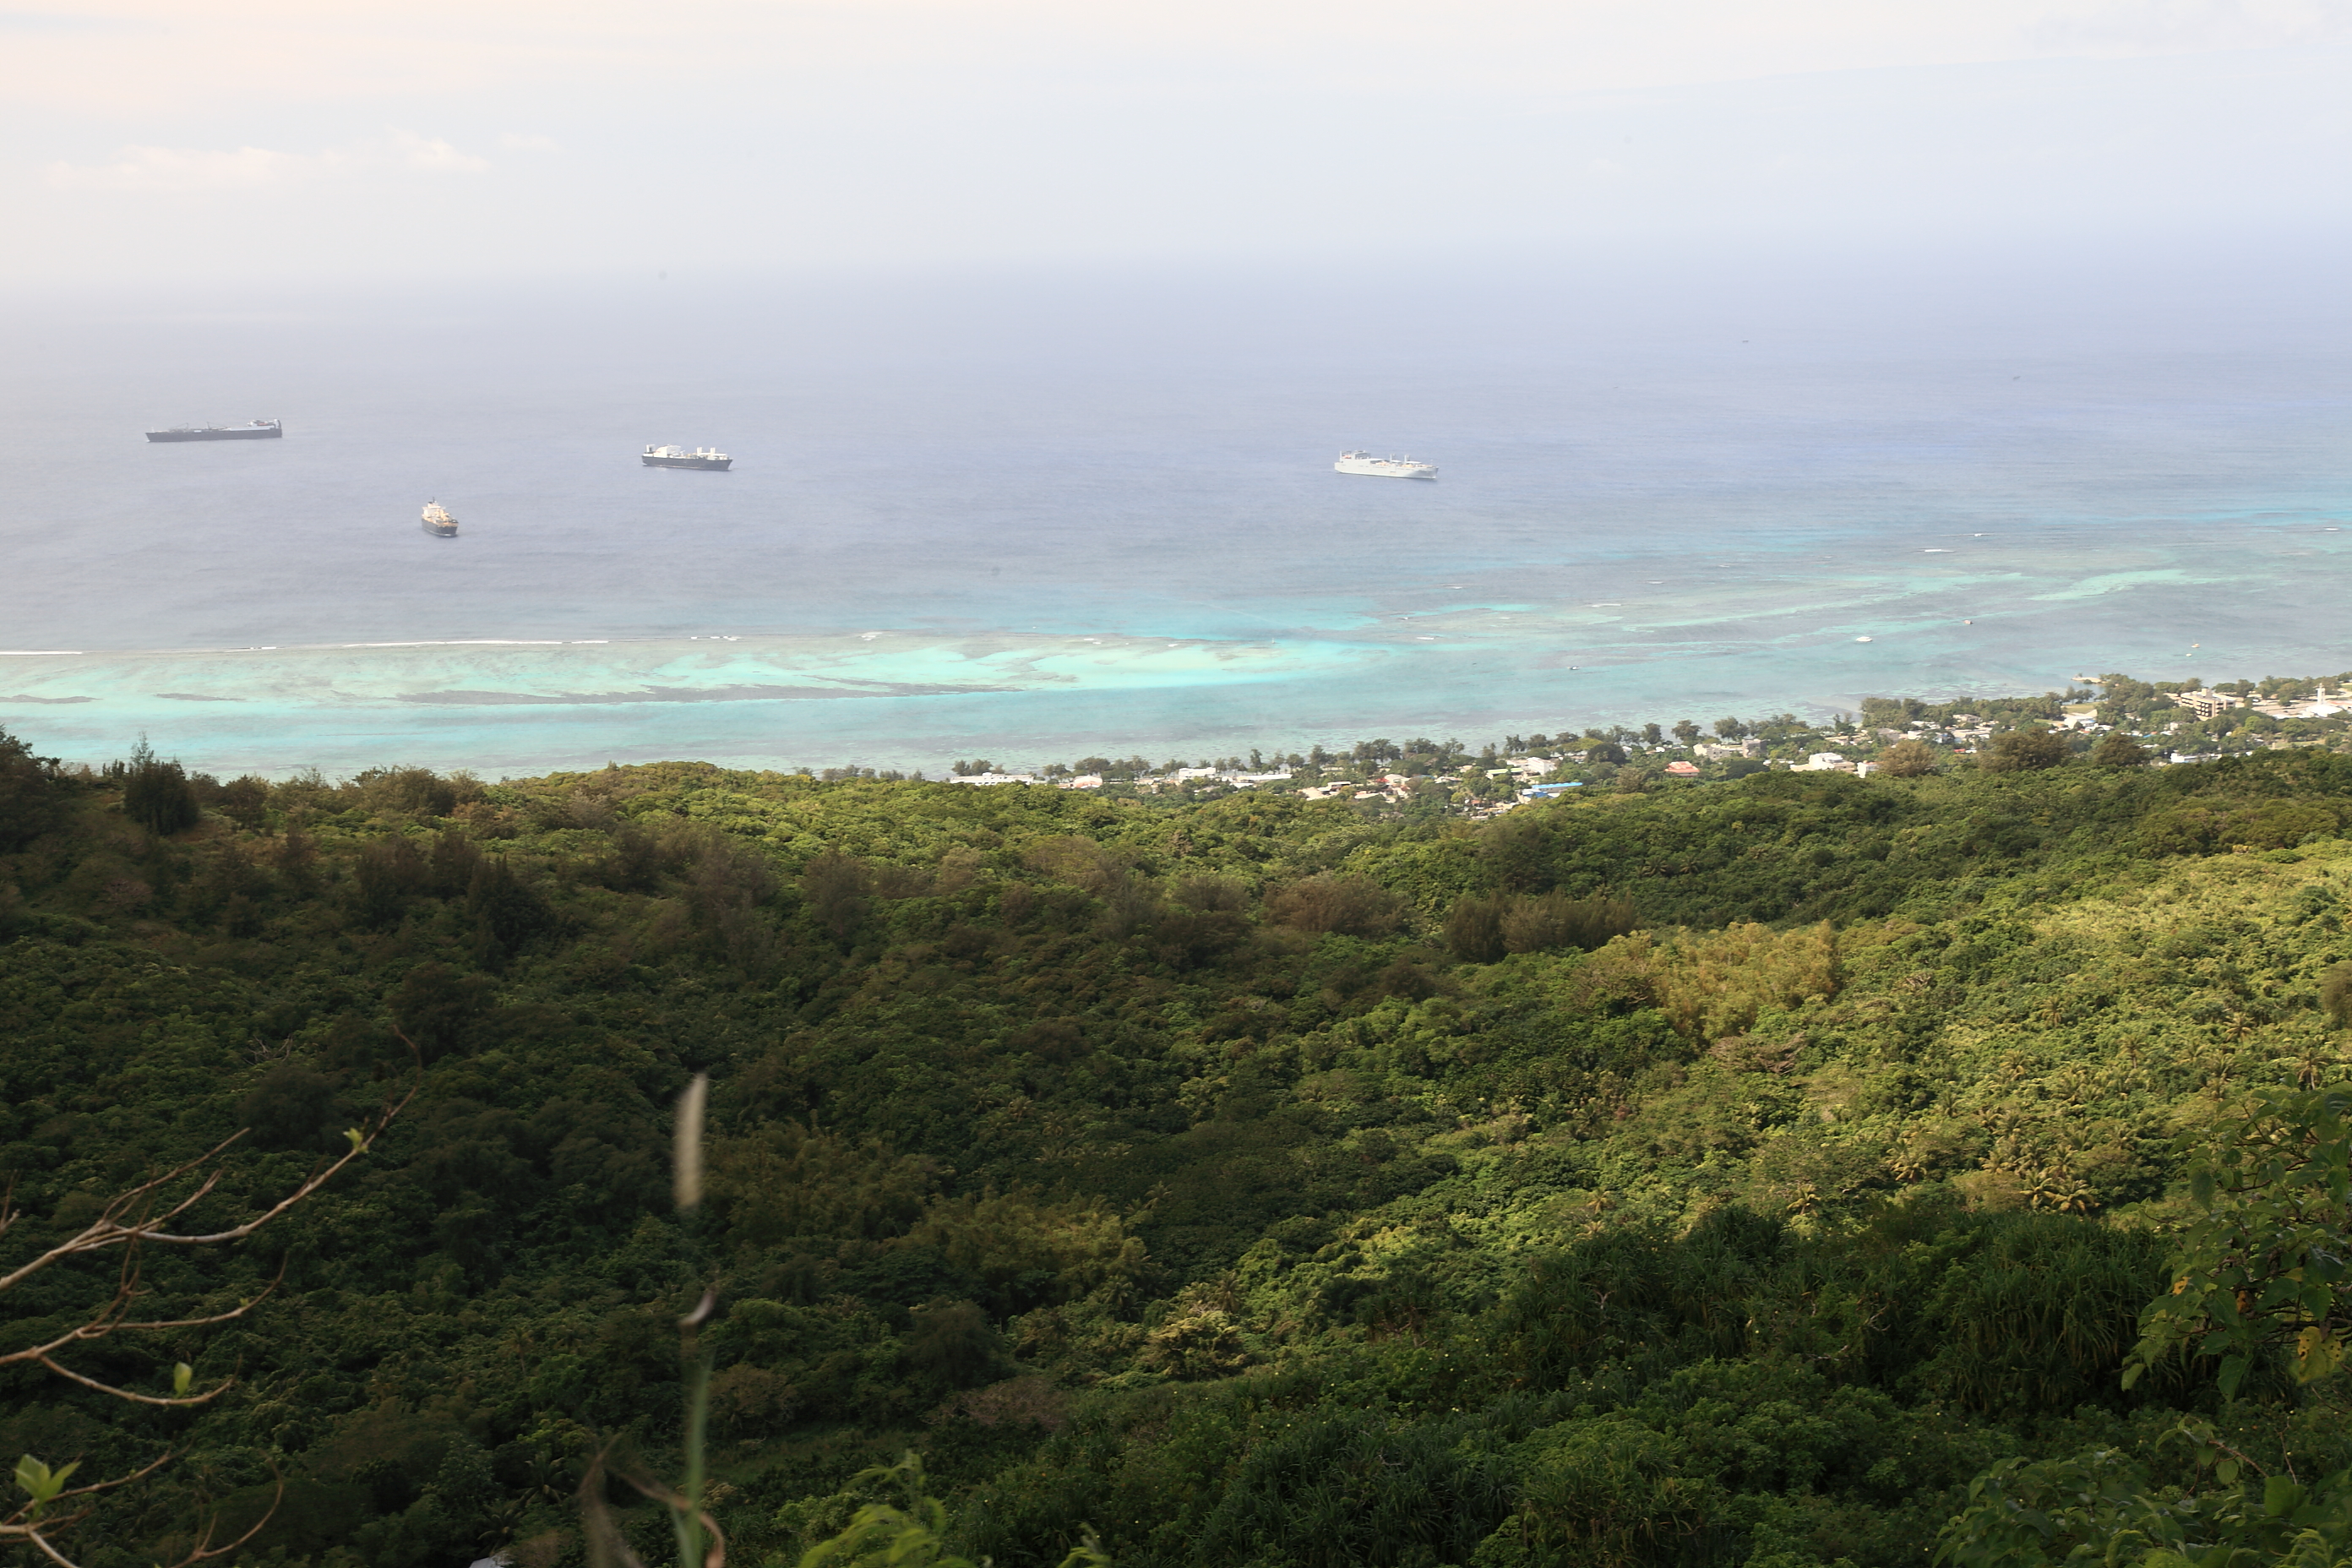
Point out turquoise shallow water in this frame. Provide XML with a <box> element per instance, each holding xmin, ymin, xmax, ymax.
<box><xmin>3</xmin><ymin>259</ymin><xmax>2347</xmax><ymax>774</ymax></box>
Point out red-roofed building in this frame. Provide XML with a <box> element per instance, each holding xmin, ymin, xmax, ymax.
<box><xmin>1664</xmin><ymin>760</ymin><xmax>1701</xmax><ymax>778</ymax></box>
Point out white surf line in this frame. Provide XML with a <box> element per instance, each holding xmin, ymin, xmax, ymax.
<box><xmin>337</xmin><ymin>640</ymin><xmax>569</xmax><ymax>648</ymax></box>
<box><xmin>0</xmin><ymin>651</ymin><xmax>85</xmax><ymax>656</ymax></box>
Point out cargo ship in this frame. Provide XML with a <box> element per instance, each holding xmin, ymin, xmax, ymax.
<box><xmin>1335</xmin><ymin>450</ymin><xmax>1436</xmax><ymax>479</ymax></box>
<box><xmin>146</xmin><ymin>419</ymin><xmax>282</xmax><ymax>443</ymax></box>
<box><xmin>642</xmin><ymin>444</ymin><xmax>732</xmax><ymax>471</ymax></box>
<box><xmin>421</xmin><ymin>501</ymin><xmax>459</xmax><ymax>538</ymax></box>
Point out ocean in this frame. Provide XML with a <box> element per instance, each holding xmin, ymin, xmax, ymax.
<box><xmin>3</xmin><ymin>246</ymin><xmax>2347</xmax><ymax>778</ymax></box>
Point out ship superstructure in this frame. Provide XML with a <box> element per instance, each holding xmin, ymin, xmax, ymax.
<box><xmin>642</xmin><ymin>444</ymin><xmax>732</xmax><ymax>471</ymax></box>
<box><xmin>421</xmin><ymin>501</ymin><xmax>459</xmax><ymax>538</ymax></box>
<box><xmin>146</xmin><ymin>419</ymin><xmax>282</xmax><ymax>443</ymax></box>
<box><xmin>1335</xmin><ymin>450</ymin><xmax>1436</xmax><ymax>479</ymax></box>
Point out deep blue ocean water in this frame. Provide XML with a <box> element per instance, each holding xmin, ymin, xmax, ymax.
<box><xmin>2</xmin><ymin>251</ymin><xmax>2346</xmax><ymax>776</ymax></box>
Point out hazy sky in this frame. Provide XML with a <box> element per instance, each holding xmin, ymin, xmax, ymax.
<box><xmin>3</xmin><ymin>0</ymin><xmax>2348</xmax><ymax>286</ymax></box>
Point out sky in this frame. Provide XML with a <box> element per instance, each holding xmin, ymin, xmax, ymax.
<box><xmin>3</xmin><ymin>0</ymin><xmax>2348</xmax><ymax>287</ymax></box>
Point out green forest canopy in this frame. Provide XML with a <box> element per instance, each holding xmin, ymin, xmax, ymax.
<box><xmin>3</xmin><ymin>725</ymin><xmax>2351</xmax><ymax>1566</ymax></box>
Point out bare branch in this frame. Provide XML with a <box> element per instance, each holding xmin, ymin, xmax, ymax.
<box><xmin>0</xmin><ymin>1260</ymin><xmax>272</xmax><ymax>1375</ymax></box>
<box><xmin>0</xmin><ymin>1157</ymin><xmax>228</xmax><ymax>1294</ymax></box>
<box><xmin>609</xmin><ymin>1465</ymin><xmax>729</xmax><ymax>1567</ymax></box>
<box><xmin>0</xmin><ymin>1064</ymin><xmax>417</xmax><ymax>1293</ymax></box>
<box><xmin>167</xmin><ymin>1476</ymin><xmax>283</xmax><ymax>1567</ymax></box>
<box><xmin>9</xmin><ymin>1520</ymin><xmax>93</xmax><ymax>1568</ymax></box>
<box><xmin>46</xmin><ymin>1451</ymin><xmax>177</xmax><ymax>1504</ymax></box>
<box><xmin>0</xmin><ymin>1451</ymin><xmax>178</xmax><ymax>1567</ymax></box>
<box><xmin>35</xmin><ymin>1355</ymin><xmax>232</xmax><ymax>1407</ymax></box>
<box><xmin>580</xmin><ymin>1450</ymin><xmax>653</xmax><ymax>1568</ymax></box>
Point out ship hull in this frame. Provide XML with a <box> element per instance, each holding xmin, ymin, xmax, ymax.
<box><xmin>1335</xmin><ymin>459</ymin><xmax>1436</xmax><ymax>479</ymax></box>
<box><xmin>422</xmin><ymin>520</ymin><xmax>458</xmax><ymax>537</ymax></box>
<box><xmin>642</xmin><ymin>454</ymin><xmax>732</xmax><ymax>470</ymax></box>
<box><xmin>146</xmin><ymin>424</ymin><xmax>282</xmax><ymax>443</ymax></box>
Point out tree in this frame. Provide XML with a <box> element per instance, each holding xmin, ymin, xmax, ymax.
<box><xmin>1672</xmin><ymin>720</ymin><xmax>1701</xmax><ymax>748</ymax></box>
<box><xmin>1445</xmin><ymin>896</ymin><xmax>1508</xmax><ymax>963</ymax></box>
<box><xmin>2124</xmin><ymin>1086</ymin><xmax>2352</xmax><ymax>1396</ymax></box>
<box><xmin>2</xmin><ymin>1068</ymin><xmax>413</xmax><ymax>1566</ymax></box>
<box><xmin>0</xmin><ymin>724</ymin><xmax>68</xmax><ymax>851</ymax></box>
<box><xmin>1500</xmin><ymin>892</ymin><xmax>1638</xmax><ymax>953</ymax></box>
<box><xmin>1265</xmin><ymin>874</ymin><xmax>1400</xmax><ymax>936</ymax></box>
<box><xmin>116</xmin><ymin>736</ymin><xmax>199</xmax><ymax>836</ymax></box>
<box><xmin>1980</xmin><ymin>729</ymin><xmax>2068</xmax><ymax>772</ymax></box>
<box><xmin>389</xmin><ymin>961</ymin><xmax>498</xmax><ymax>1062</ymax></box>
<box><xmin>2091</xmin><ymin>732</ymin><xmax>2151</xmax><ymax>768</ymax></box>
<box><xmin>1944</xmin><ymin>1087</ymin><xmax>2352</xmax><ymax>1568</ymax></box>
<box><xmin>1712</xmin><ymin>717</ymin><xmax>1750</xmax><ymax>741</ymax></box>
<box><xmin>466</xmin><ymin>852</ymin><xmax>552</xmax><ymax>958</ymax></box>
<box><xmin>2324</xmin><ymin>962</ymin><xmax>2352</xmax><ymax>1032</ymax></box>
<box><xmin>217</xmin><ymin>775</ymin><xmax>270</xmax><ymax>831</ymax></box>
<box><xmin>1876</xmin><ymin>738</ymin><xmax>1940</xmax><ymax>777</ymax></box>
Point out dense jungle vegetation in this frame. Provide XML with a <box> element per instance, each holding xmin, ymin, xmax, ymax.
<box><xmin>3</xmin><ymin>721</ymin><xmax>2351</xmax><ymax>1567</ymax></box>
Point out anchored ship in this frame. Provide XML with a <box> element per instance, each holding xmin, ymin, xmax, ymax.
<box><xmin>642</xmin><ymin>444</ymin><xmax>732</xmax><ymax>471</ymax></box>
<box><xmin>1335</xmin><ymin>450</ymin><xmax>1436</xmax><ymax>479</ymax></box>
<box><xmin>145</xmin><ymin>419</ymin><xmax>281</xmax><ymax>443</ymax></box>
<box><xmin>421</xmin><ymin>501</ymin><xmax>459</xmax><ymax>538</ymax></box>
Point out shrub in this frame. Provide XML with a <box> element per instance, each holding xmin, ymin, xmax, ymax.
<box><xmin>1650</xmin><ymin>922</ymin><xmax>1837</xmax><ymax>1039</ymax></box>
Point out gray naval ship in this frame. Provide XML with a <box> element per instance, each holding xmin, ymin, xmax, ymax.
<box><xmin>146</xmin><ymin>419</ymin><xmax>282</xmax><ymax>443</ymax></box>
<box><xmin>642</xmin><ymin>444</ymin><xmax>732</xmax><ymax>471</ymax></box>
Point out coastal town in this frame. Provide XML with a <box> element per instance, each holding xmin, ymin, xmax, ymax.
<box><xmin>800</xmin><ymin>670</ymin><xmax>2352</xmax><ymax>819</ymax></box>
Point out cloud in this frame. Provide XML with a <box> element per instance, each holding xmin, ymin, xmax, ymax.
<box><xmin>498</xmin><ymin>132</ymin><xmax>559</xmax><ymax>152</ymax></box>
<box><xmin>45</xmin><ymin>129</ymin><xmax>488</xmax><ymax>192</ymax></box>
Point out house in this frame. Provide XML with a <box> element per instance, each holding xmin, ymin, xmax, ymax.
<box><xmin>1664</xmin><ymin>760</ymin><xmax>1701</xmax><ymax>778</ymax></box>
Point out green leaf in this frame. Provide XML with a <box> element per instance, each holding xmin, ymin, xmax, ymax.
<box><xmin>15</xmin><ymin>1453</ymin><xmax>80</xmax><ymax>1516</ymax></box>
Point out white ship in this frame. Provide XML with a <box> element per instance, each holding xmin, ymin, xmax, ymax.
<box><xmin>1335</xmin><ymin>450</ymin><xmax>1437</xmax><ymax>480</ymax></box>
<box><xmin>642</xmin><ymin>444</ymin><xmax>732</xmax><ymax>471</ymax></box>
<box><xmin>421</xmin><ymin>500</ymin><xmax>458</xmax><ymax>538</ymax></box>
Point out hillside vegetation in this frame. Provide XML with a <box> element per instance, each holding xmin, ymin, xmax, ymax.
<box><xmin>3</xmin><ymin>726</ymin><xmax>2350</xmax><ymax>1567</ymax></box>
